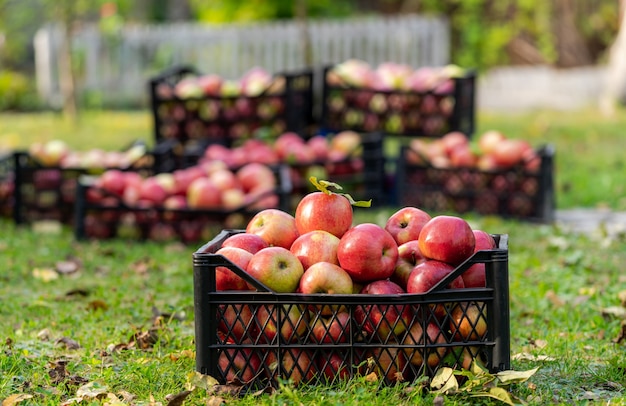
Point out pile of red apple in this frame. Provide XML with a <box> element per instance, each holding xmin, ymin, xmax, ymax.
<box><xmin>209</xmin><ymin>182</ymin><xmax>497</xmax><ymax>385</ymax></box>
<box><xmin>404</xmin><ymin>130</ymin><xmax>541</xmax><ymax>172</ymax></box>
<box><xmin>400</xmin><ymin>130</ymin><xmax>545</xmax><ymax>218</ymax></box>
<box><xmin>28</xmin><ymin>139</ymin><xmax>148</xmax><ymax>169</ymax></box>
<box><xmin>81</xmin><ymin>160</ymin><xmax>281</xmax><ymax>241</ymax></box>
<box><xmin>324</xmin><ymin>59</ymin><xmax>471</xmax><ymax>136</ymax></box>
<box><xmin>153</xmin><ymin>67</ymin><xmax>309</xmax><ymax>142</ymax></box>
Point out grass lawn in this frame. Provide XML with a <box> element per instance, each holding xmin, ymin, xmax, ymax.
<box><xmin>1</xmin><ymin>108</ymin><xmax>626</xmax><ymax>405</ymax></box>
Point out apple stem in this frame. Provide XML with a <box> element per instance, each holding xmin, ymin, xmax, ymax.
<box><xmin>309</xmin><ymin>176</ymin><xmax>372</xmax><ymax>208</ymax></box>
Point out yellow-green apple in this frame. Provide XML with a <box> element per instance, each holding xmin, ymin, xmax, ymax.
<box><xmin>221</xmin><ymin>188</ymin><xmax>246</xmax><ymax>210</ymax></box>
<box><xmin>34</xmin><ymin>139</ymin><xmax>70</xmax><ymax>166</ymax></box>
<box><xmin>477</xmin><ymin>130</ymin><xmax>506</xmax><ymax>155</ymax></box>
<box><xmin>186</xmin><ymin>177</ymin><xmax>222</xmax><ymax>209</ymax></box>
<box><xmin>449</xmin><ymin>301</ymin><xmax>487</xmax><ymax>342</ymax></box>
<box><xmin>214</xmin><ymin>246</ymin><xmax>253</xmax><ymax>291</ymax></box>
<box><xmin>290</xmin><ymin>230</ymin><xmax>340</xmax><ymax>270</ymax></box>
<box><xmin>294</xmin><ymin>191</ymin><xmax>353</xmax><ymax>238</ymax></box>
<box><xmin>418</xmin><ymin>215</ymin><xmax>475</xmax><ymax>266</ymax></box>
<box><xmin>221</xmin><ymin>232</ymin><xmax>269</xmax><ymax>254</ymax></box>
<box><xmin>355</xmin><ymin>280</ymin><xmax>412</xmax><ymax>343</ymax></box>
<box><xmin>384</xmin><ymin>206</ymin><xmax>432</xmax><ymax>246</ymax></box>
<box><xmin>329</xmin><ymin>130</ymin><xmax>362</xmax><ymax>157</ymax></box>
<box><xmin>402</xmin><ymin>321</ymin><xmax>447</xmax><ymax>368</ymax></box>
<box><xmin>391</xmin><ymin>240</ymin><xmax>425</xmax><ymax>290</ymax></box>
<box><xmin>298</xmin><ymin>261</ymin><xmax>353</xmax><ymax>295</ymax></box>
<box><xmin>246</xmin><ymin>246</ymin><xmax>304</xmax><ymax>292</ymax></box>
<box><xmin>246</xmin><ymin>208</ymin><xmax>299</xmax><ymax>249</ymax></box>
<box><xmin>153</xmin><ymin>172</ymin><xmax>176</xmax><ymax>195</ymax></box>
<box><xmin>218</xmin><ymin>346</ymin><xmax>262</xmax><ymax>383</ymax></box>
<box><xmin>462</xmin><ymin>230</ymin><xmax>497</xmax><ymax>288</ymax></box>
<box><xmin>310</xmin><ymin>311</ymin><xmax>351</xmax><ymax>344</ymax></box>
<box><xmin>197</xmin><ymin>73</ymin><xmax>222</xmax><ymax>95</ymax></box>
<box><xmin>337</xmin><ymin>223</ymin><xmax>398</xmax><ymax>283</ymax></box>
<box><xmin>255</xmin><ymin>304</ymin><xmax>308</xmax><ymax>344</ymax></box>
<box><xmin>163</xmin><ymin>194</ymin><xmax>187</xmax><ymax>221</ymax></box>
<box><xmin>218</xmin><ymin>304</ymin><xmax>256</xmax><ymax>343</ymax></box>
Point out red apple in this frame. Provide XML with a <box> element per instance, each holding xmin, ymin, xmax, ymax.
<box><xmin>402</xmin><ymin>321</ymin><xmax>447</xmax><ymax>369</ymax></box>
<box><xmin>246</xmin><ymin>246</ymin><xmax>304</xmax><ymax>293</ymax></box>
<box><xmin>449</xmin><ymin>301</ymin><xmax>488</xmax><ymax>342</ymax></box>
<box><xmin>406</xmin><ymin>260</ymin><xmax>465</xmax><ymax>294</ymax></box>
<box><xmin>298</xmin><ymin>261</ymin><xmax>353</xmax><ymax>295</ymax></box>
<box><xmin>209</xmin><ymin>168</ymin><xmax>241</xmax><ymax>192</ymax></box>
<box><xmin>218</xmin><ymin>304</ymin><xmax>256</xmax><ymax>343</ymax></box>
<box><xmin>329</xmin><ymin>130</ymin><xmax>361</xmax><ymax>156</ymax></box>
<box><xmin>246</xmin><ymin>208</ymin><xmax>299</xmax><ymax>249</ymax></box>
<box><xmin>317</xmin><ymin>351</ymin><xmax>351</xmax><ymax>382</ymax></box>
<box><xmin>186</xmin><ymin>177</ymin><xmax>222</xmax><ymax>209</ymax></box>
<box><xmin>384</xmin><ymin>206</ymin><xmax>432</xmax><ymax>246</ymax></box>
<box><xmin>337</xmin><ymin>223</ymin><xmax>398</xmax><ymax>283</ymax></box>
<box><xmin>221</xmin><ymin>232</ymin><xmax>269</xmax><ymax>254</ymax></box>
<box><xmin>491</xmin><ymin>138</ymin><xmax>527</xmax><ymax>168</ymax></box>
<box><xmin>98</xmin><ymin>169</ymin><xmax>126</xmax><ymax>196</ymax></box>
<box><xmin>306</xmin><ymin>134</ymin><xmax>330</xmax><ymax>162</ymax></box>
<box><xmin>218</xmin><ymin>346</ymin><xmax>262</xmax><ymax>383</ymax></box>
<box><xmin>268</xmin><ymin>348</ymin><xmax>316</xmax><ymax>386</ymax></box>
<box><xmin>295</xmin><ymin>191</ymin><xmax>353</xmax><ymax>238</ymax></box>
<box><xmin>137</xmin><ymin>177</ymin><xmax>169</xmax><ymax>205</ymax></box>
<box><xmin>355</xmin><ymin>280</ymin><xmax>413</xmax><ymax>343</ymax></box>
<box><xmin>391</xmin><ymin>240</ymin><xmax>426</xmax><ymax>290</ymax></box>
<box><xmin>310</xmin><ymin>311</ymin><xmax>351</xmax><ymax>344</ymax></box>
<box><xmin>440</xmin><ymin>131</ymin><xmax>469</xmax><ymax>155</ymax></box>
<box><xmin>363</xmin><ymin>346</ymin><xmax>407</xmax><ymax>383</ymax></box>
<box><xmin>418</xmin><ymin>215</ymin><xmax>475</xmax><ymax>266</ymax></box>
<box><xmin>290</xmin><ymin>230</ymin><xmax>340</xmax><ymax>270</ymax></box>
<box><xmin>255</xmin><ymin>304</ymin><xmax>308</xmax><ymax>344</ymax></box>
<box><xmin>462</xmin><ymin>230</ymin><xmax>497</xmax><ymax>288</ymax></box>
<box><xmin>214</xmin><ymin>247</ymin><xmax>253</xmax><ymax>291</ymax></box>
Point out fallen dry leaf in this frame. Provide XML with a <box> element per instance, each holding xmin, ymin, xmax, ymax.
<box><xmin>48</xmin><ymin>359</ymin><xmax>69</xmax><ymax>385</ymax></box>
<box><xmin>75</xmin><ymin>381</ymin><xmax>109</xmax><ymax>399</ymax></box>
<box><xmin>165</xmin><ymin>390</ymin><xmax>192</xmax><ymax>406</ymax></box>
<box><xmin>32</xmin><ymin>267</ymin><xmax>59</xmax><ymax>282</ymax></box>
<box><xmin>614</xmin><ymin>320</ymin><xmax>626</xmax><ymax>344</ymax></box>
<box><xmin>206</xmin><ymin>395</ymin><xmax>226</xmax><ymax>406</ymax></box>
<box><xmin>55</xmin><ymin>259</ymin><xmax>81</xmax><ymax>275</ymax></box>
<box><xmin>2</xmin><ymin>393</ymin><xmax>34</xmax><ymax>406</ymax></box>
<box><xmin>87</xmin><ymin>299</ymin><xmax>109</xmax><ymax>312</ymax></box>
<box><xmin>56</xmin><ymin>337</ymin><xmax>81</xmax><ymax>350</ymax></box>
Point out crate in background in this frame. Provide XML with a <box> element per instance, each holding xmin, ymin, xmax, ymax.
<box><xmin>395</xmin><ymin>144</ymin><xmax>555</xmax><ymax>222</ymax></box>
<box><xmin>0</xmin><ymin>152</ymin><xmax>14</xmax><ymax>218</ymax></box>
<box><xmin>149</xmin><ymin>65</ymin><xmax>314</xmax><ymax>150</ymax></box>
<box><xmin>320</xmin><ymin>65</ymin><xmax>475</xmax><ymax>138</ymax></box>
<box><xmin>192</xmin><ymin>229</ymin><xmax>510</xmax><ymax>392</ymax></box>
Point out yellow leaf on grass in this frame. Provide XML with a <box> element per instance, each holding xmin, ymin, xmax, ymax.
<box><xmin>430</xmin><ymin>367</ymin><xmax>459</xmax><ymax>394</ymax></box>
<box><xmin>2</xmin><ymin>393</ymin><xmax>34</xmax><ymax>406</ymax></box>
<box><xmin>32</xmin><ymin>267</ymin><xmax>58</xmax><ymax>282</ymax></box>
<box><xmin>496</xmin><ymin>367</ymin><xmax>540</xmax><ymax>384</ymax></box>
<box><xmin>471</xmin><ymin>387</ymin><xmax>516</xmax><ymax>406</ymax></box>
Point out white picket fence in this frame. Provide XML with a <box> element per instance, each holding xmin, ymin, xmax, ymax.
<box><xmin>33</xmin><ymin>14</ymin><xmax>450</xmax><ymax>108</ymax></box>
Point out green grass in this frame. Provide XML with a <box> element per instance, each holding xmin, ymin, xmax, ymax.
<box><xmin>1</xmin><ymin>108</ymin><xmax>626</xmax><ymax>405</ymax></box>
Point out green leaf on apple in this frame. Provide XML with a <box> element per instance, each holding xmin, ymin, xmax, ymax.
<box><xmin>309</xmin><ymin>176</ymin><xmax>372</xmax><ymax>208</ymax></box>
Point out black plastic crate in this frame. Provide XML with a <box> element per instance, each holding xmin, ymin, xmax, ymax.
<box><xmin>193</xmin><ymin>229</ymin><xmax>510</xmax><ymax>392</ymax></box>
<box><xmin>73</xmin><ymin>165</ymin><xmax>292</xmax><ymax>244</ymax></box>
<box><xmin>0</xmin><ymin>152</ymin><xmax>14</xmax><ymax>218</ymax></box>
<box><xmin>149</xmin><ymin>65</ymin><xmax>315</xmax><ymax>148</ymax></box>
<box><xmin>395</xmin><ymin>144</ymin><xmax>555</xmax><ymax>222</ymax></box>
<box><xmin>320</xmin><ymin>65</ymin><xmax>475</xmax><ymax>138</ymax></box>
